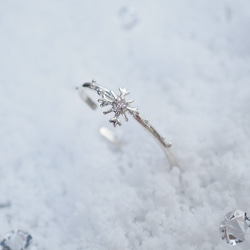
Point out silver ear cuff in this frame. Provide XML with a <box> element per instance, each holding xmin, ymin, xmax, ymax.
<box><xmin>77</xmin><ymin>79</ymin><xmax>179</xmax><ymax>168</ymax></box>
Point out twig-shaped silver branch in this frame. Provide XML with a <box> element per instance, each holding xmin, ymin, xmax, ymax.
<box><xmin>77</xmin><ymin>80</ymin><xmax>179</xmax><ymax>168</ymax></box>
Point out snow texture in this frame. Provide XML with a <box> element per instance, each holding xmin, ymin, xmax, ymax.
<box><xmin>0</xmin><ymin>0</ymin><xmax>250</xmax><ymax>249</ymax></box>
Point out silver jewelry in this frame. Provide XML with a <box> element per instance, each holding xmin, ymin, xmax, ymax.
<box><xmin>77</xmin><ymin>80</ymin><xmax>179</xmax><ymax>168</ymax></box>
<box><xmin>220</xmin><ymin>209</ymin><xmax>250</xmax><ymax>246</ymax></box>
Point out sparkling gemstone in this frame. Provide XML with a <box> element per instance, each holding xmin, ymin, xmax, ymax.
<box><xmin>113</xmin><ymin>99</ymin><xmax>128</xmax><ymax>113</ymax></box>
<box><xmin>0</xmin><ymin>230</ymin><xmax>38</xmax><ymax>250</ymax></box>
<box><xmin>220</xmin><ymin>210</ymin><xmax>250</xmax><ymax>245</ymax></box>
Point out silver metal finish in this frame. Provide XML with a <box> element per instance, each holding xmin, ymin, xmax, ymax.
<box><xmin>99</xmin><ymin>127</ymin><xmax>122</xmax><ymax>148</ymax></box>
<box><xmin>77</xmin><ymin>79</ymin><xmax>179</xmax><ymax>168</ymax></box>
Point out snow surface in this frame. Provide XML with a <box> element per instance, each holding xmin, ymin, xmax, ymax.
<box><xmin>0</xmin><ymin>0</ymin><xmax>250</xmax><ymax>249</ymax></box>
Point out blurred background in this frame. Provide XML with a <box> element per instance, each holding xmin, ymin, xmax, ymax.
<box><xmin>0</xmin><ymin>0</ymin><xmax>250</xmax><ymax>249</ymax></box>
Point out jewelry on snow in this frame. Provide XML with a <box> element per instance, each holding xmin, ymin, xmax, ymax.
<box><xmin>77</xmin><ymin>79</ymin><xmax>179</xmax><ymax>168</ymax></box>
<box><xmin>220</xmin><ymin>209</ymin><xmax>250</xmax><ymax>246</ymax></box>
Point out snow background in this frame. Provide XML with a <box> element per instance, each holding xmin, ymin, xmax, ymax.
<box><xmin>0</xmin><ymin>0</ymin><xmax>250</xmax><ymax>249</ymax></box>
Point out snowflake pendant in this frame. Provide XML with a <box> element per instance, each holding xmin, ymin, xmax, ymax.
<box><xmin>98</xmin><ymin>87</ymin><xmax>138</xmax><ymax>127</ymax></box>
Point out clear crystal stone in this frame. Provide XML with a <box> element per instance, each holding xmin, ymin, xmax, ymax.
<box><xmin>220</xmin><ymin>210</ymin><xmax>250</xmax><ymax>245</ymax></box>
<box><xmin>0</xmin><ymin>230</ymin><xmax>38</xmax><ymax>250</ymax></box>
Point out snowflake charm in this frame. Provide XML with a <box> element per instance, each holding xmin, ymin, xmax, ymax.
<box><xmin>98</xmin><ymin>88</ymin><xmax>138</xmax><ymax>127</ymax></box>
